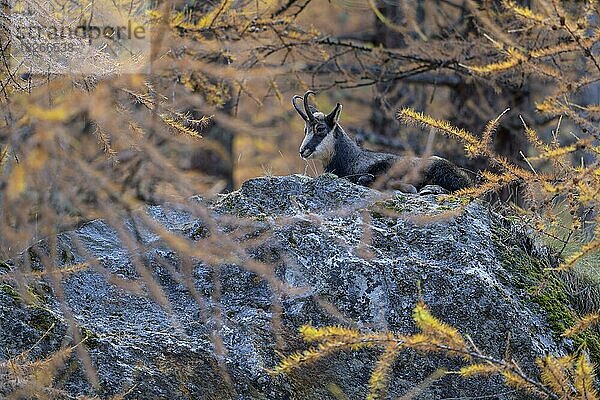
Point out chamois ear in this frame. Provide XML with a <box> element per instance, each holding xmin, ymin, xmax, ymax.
<box><xmin>325</xmin><ymin>103</ymin><xmax>342</xmax><ymax>127</ymax></box>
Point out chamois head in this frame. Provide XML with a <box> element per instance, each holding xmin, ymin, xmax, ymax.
<box><xmin>292</xmin><ymin>91</ymin><xmax>342</xmax><ymax>161</ymax></box>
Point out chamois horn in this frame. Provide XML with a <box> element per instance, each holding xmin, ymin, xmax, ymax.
<box><xmin>292</xmin><ymin>95</ymin><xmax>308</xmax><ymax>121</ymax></box>
<box><xmin>303</xmin><ymin>90</ymin><xmax>316</xmax><ymax>123</ymax></box>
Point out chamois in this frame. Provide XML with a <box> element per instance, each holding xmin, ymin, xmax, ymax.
<box><xmin>292</xmin><ymin>91</ymin><xmax>471</xmax><ymax>193</ymax></box>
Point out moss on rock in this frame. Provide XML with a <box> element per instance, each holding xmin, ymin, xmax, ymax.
<box><xmin>1</xmin><ymin>283</ymin><xmax>21</xmax><ymax>303</ymax></box>
<box><xmin>26</xmin><ymin>305</ymin><xmax>58</xmax><ymax>332</ymax></box>
<box><xmin>492</xmin><ymin>223</ymin><xmax>600</xmax><ymax>362</ymax></box>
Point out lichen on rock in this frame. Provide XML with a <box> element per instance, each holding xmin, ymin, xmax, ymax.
<box><xmin>0</xmin><ymin>174</ymin><xmax>579</xmax><ymax>399</ymax></box>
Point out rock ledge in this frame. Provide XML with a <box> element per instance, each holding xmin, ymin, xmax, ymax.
<box><xmin>1</xmin><ymin>174</ymin><xmax>568</xmax><ymax>399</ymax></box>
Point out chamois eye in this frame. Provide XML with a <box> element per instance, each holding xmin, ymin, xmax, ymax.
<box><xmin>315</xmin><ymin>125</ymin><xmax>327</xmax><ymax>135</ymax></box>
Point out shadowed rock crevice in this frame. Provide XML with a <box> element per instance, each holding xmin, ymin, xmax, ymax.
<box><xmin>0</xmin><ymin>174</ymin><xmax>576</xmax><ymax>399</ymax></box>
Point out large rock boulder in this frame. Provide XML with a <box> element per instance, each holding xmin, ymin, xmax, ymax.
<box><xmin>0</xmin><ymin>174</ymin><xmax>573</xmax><ymax>399</ymax></box>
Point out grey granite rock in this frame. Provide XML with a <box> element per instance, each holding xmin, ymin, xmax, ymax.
<box><xmin>0</xmin><ymin>174</ymin><xmax>568</xmax><ymax>399</ymax></box>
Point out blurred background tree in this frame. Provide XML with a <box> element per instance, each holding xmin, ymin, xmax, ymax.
<box><xmin>0</xmin><ymin>0</ymin><xmax>598</xmax><ymax>262</ymax></box>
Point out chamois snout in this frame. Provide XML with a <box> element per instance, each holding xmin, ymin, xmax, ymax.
<box><xmin>300</xmin><ymin>147</ymin><xmax>313</xmax><ymax>158</ymax></box>
<box><xmin>299</xmin><ymin>124</ymin><xmax>335</xmax><ymax>161</ymax></box>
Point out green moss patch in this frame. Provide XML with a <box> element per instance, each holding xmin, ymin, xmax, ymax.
<box><xmin>492</xmin><ymin>223</ymin><xmax>600</xmax><ymax>362</ymax></box>
<box><xmin>0</xmin><ymin>261</ymin><xmax>11</xmax><ymax>272</ymax></box>
<box><xmin>370</xmin><ymin>195</ymin><xmax>407</xmax><ymax>218</ymax></box>
<box><xmin>80</xmin><ymin>326</ymin><xmax>101</xmax><ymax>349</ymax></box>
<box><xmin>27</xmin><ymin>305</ymin><xmax>59</xmax><ymax>332</ymax></box>
<box><xmin>1</xmin><ymin>283</ymin><xmax>21</xmax><ymax>303</ymax></box>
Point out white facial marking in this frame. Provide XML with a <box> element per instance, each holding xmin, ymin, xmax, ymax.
<box><xmin>299</xmin><ymin>123</ymin><xmax>336</xmax><ymax>163</ymax></box>
<box><xmin>310</xmin><ymin>129</ymin><xmax>335</xmax><ymax>163</ymax></box>
<box><xmin>299</xmin><ymin>125</ymin><xmax>314</xmax><ymax>158</ymax></box>
<box><xmin>299</xmin><ymin>112</ymin><xmax>338</xmax><ymax>161</ymax></box>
